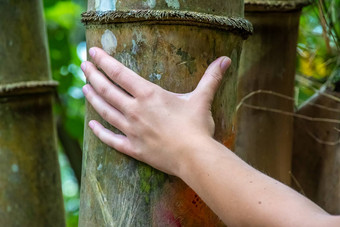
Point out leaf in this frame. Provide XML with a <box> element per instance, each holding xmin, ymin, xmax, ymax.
<box><xmin>45</xmin><ymin>2</ymin><xmax>82</xmax><ymax>29</ymax></box>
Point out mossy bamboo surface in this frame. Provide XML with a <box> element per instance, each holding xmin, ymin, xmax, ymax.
<box><xmin>79</xmin><ymin>0</ymin><xmax>251</xmax><ymax>226</ymax></box>
<box><xmin>0</xmin><ymin>0</ymin><xmax>65</xmax><ymax>226</ymax></box>
<box><xmin>235</xmin><ymin>0</ymin><xmax>309</xmax><ymax>185</ymax></box>
<box><xmin>292</xmin><ymin>88</ymin><xmax>340</xmax><ymax>214</ymax></box>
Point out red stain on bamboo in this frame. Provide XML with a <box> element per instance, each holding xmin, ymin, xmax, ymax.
<box><xmin>223</xmin><ymin>132</ymin><xmax>236</xmax><ymax>150</ymax></box>
<box><xmin>153</xmin><ymin>179</ymin><xmax>224</xmax><ymax>226</ymax></box>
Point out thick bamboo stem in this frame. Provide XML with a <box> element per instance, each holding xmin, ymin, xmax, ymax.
<box><xmin>79</xmin><ymin>0</ymin><xmax>251</xmax><ymax>225</ymax></box>
<box><xmin>292</xmin><ymin>88</ymin><xmax>340</xmax><ymax>214</ymax></box>
<box><xmin>235</xmin><ymin>0</ymin><xmax>309</xmax><ymax>185</ymax></box>
<box><xmin>0</xmin><ymin>0</ymin><xmax>65</xmax><ymax>226</ymax></box>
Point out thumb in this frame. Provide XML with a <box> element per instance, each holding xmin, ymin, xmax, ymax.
<box><xmin>194</xmin><ymin>56</ymin><xmax>231</xmax><ymax>102</ymax></box>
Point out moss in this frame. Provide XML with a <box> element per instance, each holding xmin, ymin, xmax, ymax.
<box><xmin>176</xmin><ymin>48</ymin><xmax>197</xmax><ymax>75</ymax></box>
<box><xmin>137</xmin><ymin>163</ymin><xmax>167</xmax><ymax>204</ymax></box>
<box><xmin>137</xmin><ymin>163</ymin><xmax>152</xmax><ymax>204</ymax></box>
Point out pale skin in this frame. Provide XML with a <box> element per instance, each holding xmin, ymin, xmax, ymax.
<box><xmin>81</xmin><ymin>47</ymin><xmax>340</xmax><ymax>226</ymax></box>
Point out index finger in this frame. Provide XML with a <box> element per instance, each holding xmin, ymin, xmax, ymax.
<box><xmin>89</xmin><ymin>47</ymin><xmax>152</xmax><ymax>97</ymax></box>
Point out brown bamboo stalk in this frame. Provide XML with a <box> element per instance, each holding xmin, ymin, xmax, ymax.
<box><xmin>0</xmin><ymin>0</ymin><xmax>65</xmax><ymax>226</ymax></box>
<box><xmin>292</xmin><ymin>88</ymin><xmax>340</xmax><ymax>214</ymax></box>
<box><xmin>79</xmin><ymin>0</ymin><xmax>252</xmax><ymax>225</ymax></box>
<box><xmin>235</xmin><ymin>0</ymin><xmax>309</xmax><ymax>185</ymax></box>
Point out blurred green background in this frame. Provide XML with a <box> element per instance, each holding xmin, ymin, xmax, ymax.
<box><xmin>42</xmin><ymin>0</ymin><xmax>339</xmax><ymax>226</ymax></box>
<box><xmin>43</xmin><ymin>0</ymin><xmax>86</xmax><ymax>226</ymax></box>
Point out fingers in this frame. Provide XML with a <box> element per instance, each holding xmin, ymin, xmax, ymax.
<box><xmin>89</xmin><ymin>47</ymin><xmax>154</xmax><ymax>97</ymax></box>
<box><xmin>83</xmin><ymin>84</ymin><xmax>128</xmax><ymax>133</ymax></box>
<box><xmin>81</xmin><ymin>61</ymin><xmax>133</xmax><ymax>114</ymax></box>
<box><xmin>88</xmin><ymin>120</ymin><xmax>132</xmax><ymax>156</ymax></box>
<box><xmin>194</xmin><ymin>56</ymin><xmax>231</xmax><ymax>103</ymax></box>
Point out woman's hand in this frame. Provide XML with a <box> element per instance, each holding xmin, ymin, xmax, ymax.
<box><xmin>81</xmin><ymin>47</ymin><xmax>231</xmax><ymax>176</ymax></box>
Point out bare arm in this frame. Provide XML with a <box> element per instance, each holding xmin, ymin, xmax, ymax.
<box><xmin>81</xmin><ymin>47</ymin><xmax>340</xmax><ymax>226</ymax></box>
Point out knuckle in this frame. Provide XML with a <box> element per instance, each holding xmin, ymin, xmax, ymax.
<box><xmin>108</xmin><ymin>64</ymin><xmax>124</xmax><ymax>80</ymax></box>
<box><xmin>85</xmin><ymin>91</ymin><xmax>93</xmax><ymax>102</ymax></box>
<box><xmin>96</xmin><ymin>54</ymin><xmax>105</xmax><ymax>67</ymax></box>
<box><xmin>128</xmin><ymin>111</ymin><xmax>140</xmax><ymax>121</ymax></box>
<box><xmin>107</xmin><ymin>139</ymin><xmax>116</xmax><ymax>149</ymax></box>
<box><xmin>141</xmin><ymin>87</ymin><xmax>155</xmax><ymax>99</ymax></box>
<box><xmin>125</xmin><ymin>102</ymin><xmax>137</xmax><ymax>117</ymax></box>
<box><xmin>209</xmin><ymin>71</ymin><xmax>222</xmax><ymax>84</ymax></box>
<box><xmin>120</xmin><ymin>101</ymin><xmax>131</xmax><ymax>114</ymax></box>
<box><xmin>99</xmin><ymin>85</ymin><xmax>109</xmax><ymax>97</ymax></box>
<box><xmin>128</xmin><ymin>126</ymin><xmax>138</xmax><ymax>138</ymax></box>
<box><xmin>130</xmin><ymin>147</ymin><xmax>143</xmax><ymax>159</ymax></box>
<box><xmin>86</xmin><ymin>71</ymin><xmax>92</xmax><ymax>82</ymax></box>
<box><xmin>92</xmin><ymin>125</ymin><xmax>100</xmax><ymax>136</ymax></box>
<box><xmin>124</xmin><ymin>122</ymin><xmax>139</xmax><ymax>138</ymax></box>
<box><xmin>101</xmin><ymin>109</ymin><xmax>109</xmax><ymax>120</ymax></box>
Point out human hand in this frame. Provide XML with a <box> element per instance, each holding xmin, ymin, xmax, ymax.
<box><xmin>81</xmin><ymin>47</ymin><xmax>231</xmax><ymax>176</ymax></box>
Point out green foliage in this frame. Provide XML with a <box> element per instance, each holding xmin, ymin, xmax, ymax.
<box><xmin>45</xmin><ymin>2</ymin><xmax>82</xmax><ymax>29</ymax></box>
<box><xmin>44</xmin><ymin>1</ymin><xmax>86</xmax><ymax>142</ymax></box>
<box><xmin>296</xmin><ymin>0</ymin><xmax>340</xmax><ymax>106</ymax></box>
<box><xmin>43</xmin><ymin>1</ymin><xmax>86</xmax><ymax>226</ymax></box>
<box><xmin>59</xmin><ymin>150</ymin><xmax>80</xmax><ymax>227</ymax></box>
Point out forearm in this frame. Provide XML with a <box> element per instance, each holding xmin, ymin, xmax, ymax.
<box><xmin>179</xmin><ymin>136</ymin><xmax>338</xmax><ymax>226</ymax></box>
<box><xmin>83</xmin><ymin>49</ymin><xmax>339</xmax><ymax>226</ymax></box>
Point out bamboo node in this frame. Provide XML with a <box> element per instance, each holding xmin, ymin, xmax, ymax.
<box><xmin>0</xmin><ymin>80</ymin><xmax>58</xmax><ymax>97</ymax></box>
<box><xmin>81</xmin><ymin>10</ymin><xmax>253</xmax><ymax>39</ymax></box>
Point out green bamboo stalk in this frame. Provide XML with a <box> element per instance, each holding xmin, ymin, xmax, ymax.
<box><xmin>0</xmin><ymin>0</ymin><xmax>65</xmax><ymax>226</ymax></box>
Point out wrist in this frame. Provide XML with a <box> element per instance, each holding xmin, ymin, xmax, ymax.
<box><xmin>176</xmin><ymin>135</ymin><xmax>222</xmax><ymax>180</ymax></box>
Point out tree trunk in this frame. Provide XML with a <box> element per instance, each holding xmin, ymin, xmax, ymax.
<box><xmin>79</xmin><ymin>0</ymin><xmax>252</xmax><ymax>226</ymax></box>
<box><xmin>235</xmin><ymin>0</ymin><xmax>309</xmax><ymax>185</ymax></box>
<box><xmin>292</xmin><ymin>88</ymin><xmax>340</xmax><ymax>214</ymax></box>
<box><xmin>0</xmin><ymin>0</ymin><xmax>65</xmax><ymax>226</ymax></box>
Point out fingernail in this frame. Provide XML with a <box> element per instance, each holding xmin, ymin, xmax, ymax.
<box><xmin>83</xmin><ymin>85</ymin><xmax>89</xmax><ymax>95</ymax></box>
<box><xmin>89</xmin><ymin>48</ymin><xmax>96</xmax><ymax>57</ymax></box>
<box><xmin>220</xmin><ymin>57</ymin><xmax>231</xmax><ymax>73</ymax></box>
<box><xmin>81</xmin><ymin>62</ymin><xmax>87</xmax><ymax>71</ymax></box>
<box><xmin>89</xmin><ymin>121</ymin><xmax>95</xmax><ymax>129</ymax></box>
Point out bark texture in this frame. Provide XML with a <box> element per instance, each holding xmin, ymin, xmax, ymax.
<box><xmin>235</xmin><ymin>0</ymin><xmax>308</xmax><ymax>185</ymax></box>
<box><xmin>292</xmin><ymin>88</ymin><xmax>340</xmax><ymax>214</ymax></box>
<box><xmin>0</xmin><ymin>0</ymin><xmax>65</xmax><ymax>226</ymax></box>
<box><xmin>79</xmin><ymin>0</ymin><xmax>251</xmax><ymax>226</ymax></box>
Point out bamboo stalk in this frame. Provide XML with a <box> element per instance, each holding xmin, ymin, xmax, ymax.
<box><xmin>79</xmin><ymin>0</ymin><xmax>251</xmax><ymax>225</ymax></box>
<box><xmin>0</xmin><ymin>0</ymin><xmax>65</xmax><ymax>226</ymax></box>
<box><xmin>292</xmin><ymin>88</ymin><xmax>340</xmax><ymax>214</ymax></box>
<box><xmin>235</xmin><ymin>0</ymin><xmax>310</xmax><ymax>185</ymax></box>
